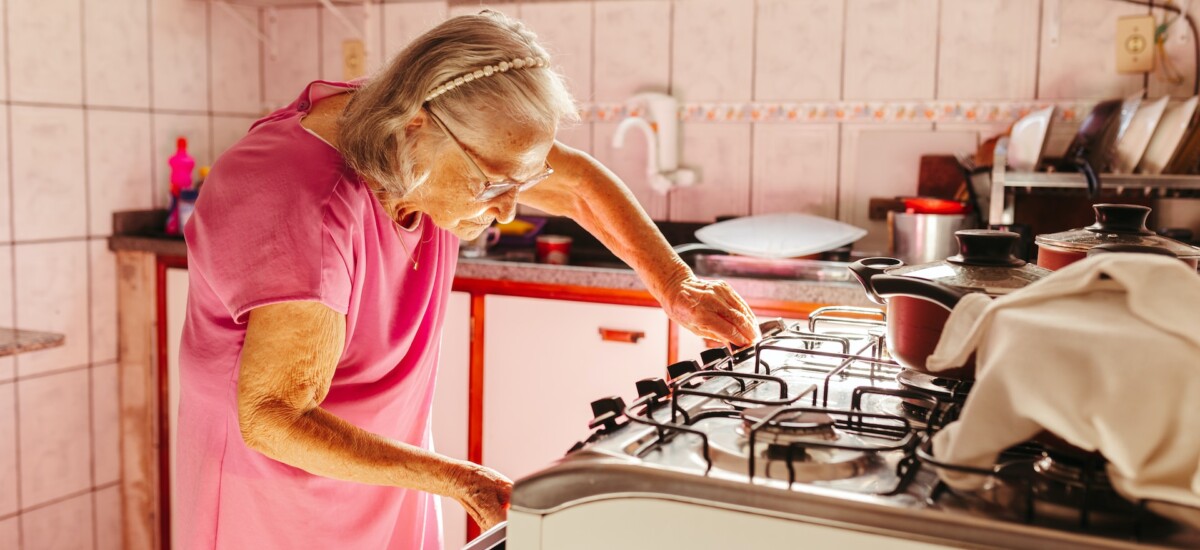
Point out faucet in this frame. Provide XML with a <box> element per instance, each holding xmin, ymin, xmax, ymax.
<box><xmin>611</xmin><ymin>92</ymin><xmax>697</xmax><ymax>194</ymax></box>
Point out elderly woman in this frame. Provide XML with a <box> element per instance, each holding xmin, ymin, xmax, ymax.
<box><xmin>177</xmin><ymin>10</ymin><xmax>758</xmax><ymax>550</ymax></box>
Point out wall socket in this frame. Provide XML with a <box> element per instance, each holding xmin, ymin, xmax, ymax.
<box><xmin>343</xmin><ymin>39</ymin><xmax>366</xmax><ymax>80</ymax></box>
<box><xmin>1116</xmin><ymin>14</ymin><xmax>1156</xmax><ymax>73</ymax></box>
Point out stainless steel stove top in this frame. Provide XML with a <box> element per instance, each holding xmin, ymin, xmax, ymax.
<box><xmin>509</xmin><ymin>308</ymin><xmax>1200</xmax><ymax>549</ymax></box>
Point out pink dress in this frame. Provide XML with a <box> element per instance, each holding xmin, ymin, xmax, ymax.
<box><xmin>178</xmin><ymin>80</ymin><xmax>458</xmax><ymax>549</ymax></box>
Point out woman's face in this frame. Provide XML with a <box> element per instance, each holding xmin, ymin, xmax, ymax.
<box><xmin>410</xmin><ymin>111</ymin><xmax>555</xmax><ymax>240</ymax></box>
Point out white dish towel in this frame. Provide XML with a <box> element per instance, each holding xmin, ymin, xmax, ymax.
<box><xmin>926</xmin><ymin>254</ymin><xmax>1200</xmax><ymax>508</ymax></box>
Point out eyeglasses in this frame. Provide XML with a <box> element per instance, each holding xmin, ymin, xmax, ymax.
<box><xmin>424</xmin><ymin>107</ymin><xmax>554</xmax><ymax>202</ymax></box>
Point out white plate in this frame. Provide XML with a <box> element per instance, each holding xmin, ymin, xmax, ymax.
<box><xmin>694</xmin><ymin>213</ymin><xmax>868</xmax><ymax>259</ymax></box>
<box><xmin>1008</xmin><ymin>106</ymin><xmax>1056</xmax><ymax>172</ymax></box>
<box><xmin>1114</xmin><ymin>96</ymin><xmax>1169</xmax><ymax>173</ymax></box>
<box><xmin>1139</xmin><ymin>96</ymin><xmax>1199</xmax><ymax>175</ymax></box>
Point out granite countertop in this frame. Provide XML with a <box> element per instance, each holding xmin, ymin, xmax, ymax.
<box><xmin>0</xmin><ymin>328</ymin><xmax>65</xmax><ymax>357</ymax></box>
<box><xmin>108</xmin><ymin>209</ymin><xmax>876</xmax><ymax>308</ymax></box>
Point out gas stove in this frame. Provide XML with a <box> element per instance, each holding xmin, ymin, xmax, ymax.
<box><xmin>506</xmin><ymin>308</ymin><xmax>1200</xmax><ymax>549</ymax></box>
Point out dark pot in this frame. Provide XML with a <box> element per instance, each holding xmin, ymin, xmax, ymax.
<box><xmin>1036</xmin><ymin>204</ymin><xmax>1200</xmax><ymax>270</ymax></box>
<box><xmin>850</xmin><ymin>230</ymin><xmax>1053</xmax><ymax>380</ymax></box>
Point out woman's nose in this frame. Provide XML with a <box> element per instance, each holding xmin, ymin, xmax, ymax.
<box><xmin>491</xmin><ymin>193</ymin><xmax>518</xmax><ymax>224</ymax></box>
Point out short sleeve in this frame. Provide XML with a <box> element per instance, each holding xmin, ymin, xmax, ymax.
<box><xmin>185</xmin><ymin>151</ymin><xmax>357</xmax><ymax>324</ymax></box>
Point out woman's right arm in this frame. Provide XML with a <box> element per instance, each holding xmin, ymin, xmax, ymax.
<box><xmin>236</xmin><ymin>300</ymin><xmax>511</xmax><ymax>530</ymax></box>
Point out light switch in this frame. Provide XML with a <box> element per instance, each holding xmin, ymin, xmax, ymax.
<box><xmin>1116</xmin><ymin>14</ymin><xmax>1156</xmax><ymax>73</ymax></box>
<box><xmin>343</xmin><ymin>39</ymin><xmax>366</xmax><ymax>80</ymax></box>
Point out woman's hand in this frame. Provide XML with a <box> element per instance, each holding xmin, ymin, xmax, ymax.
<box><xmin>662</xmin><ymin>274</ymin><xmax>760</xmax><ymax>347</ymax></box>
<box><xmin>454</xmin><ymin>464</ymin><xmax>513</xmax><ymax>532</ymax></box>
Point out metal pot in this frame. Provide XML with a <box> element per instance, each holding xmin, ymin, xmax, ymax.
<box><xmin>1035</xmin><ymin>204</ymin><xmax>1200</xmax><ymax>270</ymax></box>
<box><xmin>888</xmin><ymin>211</ymin><xmax>974</xmax><ymax>265</ymax></box>
<box><xmin>849</xmin><ymin>230</ymin><xmax>1053</xmax><ymax>380</ymax></box>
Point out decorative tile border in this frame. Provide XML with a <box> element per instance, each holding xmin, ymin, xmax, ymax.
<box><xmin>581</xmin><ymin>100</ymin><xmax>1099</xmax><ymax>125</ymax></box>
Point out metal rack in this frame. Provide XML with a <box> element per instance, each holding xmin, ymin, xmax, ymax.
<box><xmin>988</xmin><ymin>137</ymin><xmax>1200</xmax><ymax>225</ymax></box>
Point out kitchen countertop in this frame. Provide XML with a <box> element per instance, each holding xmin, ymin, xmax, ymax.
<box><xmin>108</xmin><ymin>210</ymin><xmax>875</xmax><ymax>308</ymax></box>
<box><xmin>0</xmin><ymin>328</ymin><xmax>65</xmax><ymax>357</ymax></box>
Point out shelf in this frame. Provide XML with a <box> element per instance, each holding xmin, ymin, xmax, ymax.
<box><xmin>987</xmin><ymin>138</ymin><xmax>1200</xmax><ymax>224</ymax></box>
<box><xmin>0</xmin><ymin>328</ymin><xmax>64</xmax><ymax>357</ymax></box>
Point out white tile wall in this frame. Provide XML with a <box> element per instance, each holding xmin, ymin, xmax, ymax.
<box><xmin>0</xmin><ymin>248</ymin><xmax>12</xmax><ymax>384</ymax></box>
<box><xmin>381</xmin><ymin>1</ymin><xmax>448</xmax><ymax>60</ymax></box>
<box><xmin>321</xmin><ymin>4</ymin><xmax>385</xmax><ymax>80</ymax></box>
<box><xmin>670</xmin><ymin>123</ymin><xmax>752</xmax><ymax>221</ymax></box>
<box><xmin>86</xmin><ymin>110</ymin><xmax>155</xmax><ymax>237</ymax></box>
<box><xmin>0</xmin><ymin>382</ymin><xmax>16</xmax><ymax>517</ymax></box>
<box><xmin>593</xmin><ymin>0</ymin><xmax>671</xmax><ymax>101</ymax></box>
<box><xmin>843</xmin><ymin>0</ymin><xmax>938</xmax><ymax>100</ymax></box>
<box><xmin>937</xmin><ymin>0</ymin><xmax>1040</xmax><ymax>100</ymax></box>
<box><xmin>94</xmin><ymin>485</ymin><xmax>122</xmax><ymax>550</ymax></box>
<box><xmin>755</xmin><ymin>0</ymin><xmax>843</xmax><ymax>101</ymax></box>
<box><xmin>89</xmin><ymin>241</ymin><xmax>117</xmax><ymax>366</ymax></box>
<box><xmin>20</xmin><ymin>492</ymin><xmax>93</xmax><ymax>550</ymax></box>
<box><xmin>151</xmin><ymin>0</ymin><xmax>210</xmax><ymax>111</ymax></box>
<box><xmin>8</xmin><ymin>0</ymin><xmax>83</xmax><ymax>105</ymax></box>
<box><xmin>839</xmin><ymin>124</ymin><xmax>979</xmax><ymax>252</ymax></box>
<box><xmin>14</xmin><ymin>241</ymin><xmax>90</xmax><ymax>379</ymax></box>
<box><xmin>212</xmin><ymin>116</ymin><xmax>258</xmax><ymax>164</ymax></box>
<box><xmin>751</xmin><ymin>123</ymin><xmax>839</xmax><ymax>218</ymax></box>
<box><xmin>0</xmin><ymin>516</ymin><xmax>16</xmax><ymax>549</ymax></box>
<box><xmin>671</xmin><ymin>0</ymin><xmax>754</xmax><ymax>102</ymax></box>
<box><xmin>1038</xmin><ymin>0</ymin><xmax>1146</xmax><ymax>99</ymax></box>
<box><xmin>521</xmin><ymin>1</ymin><xmax>593</xmax><ymax>102</ymax></box>
<box><xmin>83</xmin><ymin>0</ymin><xmax>151</xmax><ymax>109</ymax></box>
<box><xmin>211</xmin><ymin>3</ymin><xmax>263</xmax><ymax>114</ymax></box>
<box><xmin>264</xmin><ymin>7</ymin><xmax>320</xmax><ymax>108</ymax></box>
<box><xmin>17</xmin><ymin>368</ymin><xmax>91</xmax><ymax>508</ymax></box>
<box><xmin>10</xmin><ymin>106</ymin><xmax>87</xmax><ymax>241</ymax></box>
<box><xmin>0</xmin><ymin>109</ymin><xmax>9</xmax><ymax>245</ymax></box>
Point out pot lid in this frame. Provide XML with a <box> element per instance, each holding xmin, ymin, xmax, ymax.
<box><xmin>888</xmin><ymin>230</ymin><xmax>1052</xmax><ymax>295</ymax></box>
<box><xmin>1034</xmin><ymin>204</ymin><xmax>1200</xmax><ymax>259</ymax></box>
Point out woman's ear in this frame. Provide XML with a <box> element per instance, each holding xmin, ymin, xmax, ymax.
<box><xmin>406</xmin><ymin>109</ymin><xmax>427</xmax><ymax>134</ymax></box>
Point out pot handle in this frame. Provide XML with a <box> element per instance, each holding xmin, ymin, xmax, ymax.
<box><xmin>848</xmin><ymin>257</ymin><xmax>904</xmax><ymax>306</ymax></box>
<box><xmin>1073</xmin><ymin>156</ymin><xmax>1102</xmax><ymax>200</ymax></box>
<box><xmin>870</xmin><ymin>275</ymin><xmax>970</xmax><ymax>312</ymax></box>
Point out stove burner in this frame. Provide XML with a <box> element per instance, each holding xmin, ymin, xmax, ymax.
<box><xmin>740</xmin><ymin>407</ymin><xmax>837</xmax><ymax>444</ymax></box>
<box><xmin>896</xmin><ymin>369</ymin><xmax>973</xmax><ymax>403</ymax></box>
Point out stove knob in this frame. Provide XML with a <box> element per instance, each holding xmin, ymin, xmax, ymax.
<box><xmin>588</xmin><ymin>396</ymin><xmax>627</xmax><ymax>433</ymax></box>
<box><xmin>667</xmin><ymin>360</ymin><xmax>700</xmax><ymax>381</ymax></box>
<box><xmin>700</xmin><ymin>346</ymin><xmax>730</xmax><ymax>367</ymax></box>
<box><xmin>635</xmin><ymin>377</ymin><xmax>670</xmax><ymax>399</ymax></box>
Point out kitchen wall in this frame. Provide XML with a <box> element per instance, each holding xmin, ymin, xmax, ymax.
<box><xmin>264</xmin><ymin>0</ymin><xmax>1199</xmax><ymax>252</ymax></box>
<box><xmin>0</xmin><ymin>0</ymin><xmax>261</xmax><ymax>548</ymax></box>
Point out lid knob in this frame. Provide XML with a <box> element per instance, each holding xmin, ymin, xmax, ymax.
<box><xmin>946</xmin><ymin>230</ymin><xmax>1026</xmax><ymax>267</ymax></box>
<box><xmin>1086</xmin><ymin>204</ymin><xmax>1154</xmax><ymax>235</ymax></box>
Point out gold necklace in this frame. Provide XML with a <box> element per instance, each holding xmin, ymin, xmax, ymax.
<box><xmin>395</xmin><ymin>214</ymin><xmax>434</xmax><ymax>271</ymax></box>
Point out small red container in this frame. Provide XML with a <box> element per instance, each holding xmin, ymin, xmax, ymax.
<box><xmin>536</xmin><ymin>235</ymin><xmax>572</xmax><ymax>265</ymax></box>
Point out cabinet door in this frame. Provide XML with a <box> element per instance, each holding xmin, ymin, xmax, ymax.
<box><xmin>483</xmin><ymin>296</ymin><xmax>669</xmax><ymax>482</ymax></box>
<box><xmin>433</xmin><ymin>291</ymin><xmax>471</xmax><ymax>550</ymax></box>
<box><xmin>166</xmin><ymin>268</ymin><xmax>188</xmax><ymax>550</ymax></box>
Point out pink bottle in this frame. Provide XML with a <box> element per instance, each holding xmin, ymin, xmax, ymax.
<box><xmin>165</xmin><ymin>137</ymin><xmax>195</xmax><ymax>235</ymax></box>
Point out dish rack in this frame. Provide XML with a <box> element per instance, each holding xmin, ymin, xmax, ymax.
<box><xmin>989</xmin><ymin>137</ymin><xmax>1200</xmax><ymax>225</ymax></box>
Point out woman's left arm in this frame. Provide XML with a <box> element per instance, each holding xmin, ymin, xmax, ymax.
<box><xmin>518</xmin><ymin>141</ymin><xmax>760</xmax><ymax>346</ymax></box>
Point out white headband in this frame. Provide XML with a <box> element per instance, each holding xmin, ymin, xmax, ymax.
<box><xmin>424</xmin><ymin>55</ymin><xmax>549</xmax><ymax>102</ymax></box>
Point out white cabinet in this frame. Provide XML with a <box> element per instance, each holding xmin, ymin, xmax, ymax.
<box><xmin>482</xmin><ymin>296</ymin><xmax>670</xmax><ymax>482</ymax></box>
<box><xmin>165</xmin><ymin>268</ymin><xmax>188</xmax><ymax>550</ymax></box>
<box><xmin>433</xmin><ymin>291</ymin><xmax>471</xmax><ymax>550</ymax></box>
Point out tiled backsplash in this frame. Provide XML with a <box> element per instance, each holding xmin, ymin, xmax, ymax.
<box><xmin>262</xmin><ymin>0</ymin><xmax>1200</xmax><ymax>252</ymax></box>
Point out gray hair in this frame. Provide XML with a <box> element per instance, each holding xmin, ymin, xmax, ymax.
<box><xmin>338</xmin><ymin>10</ymin><xmax>579</xmax><ymax>207</ymax></box>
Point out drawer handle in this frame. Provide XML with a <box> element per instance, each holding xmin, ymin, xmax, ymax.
<box><xmin>599</xmin><ymin>328</ymin><xmax>645</xmax><ymax>344</ymax></box>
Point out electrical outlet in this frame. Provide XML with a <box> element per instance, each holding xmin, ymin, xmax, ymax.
<box><xmin>1116</xmin><ymin>14</ymin><xmax>1155</xmax><ymax>73</ymax></box>
<box><xmin>343</xmin><ymin>39</ymin><xmax>366</xmax><ymax>80</ymax></box>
